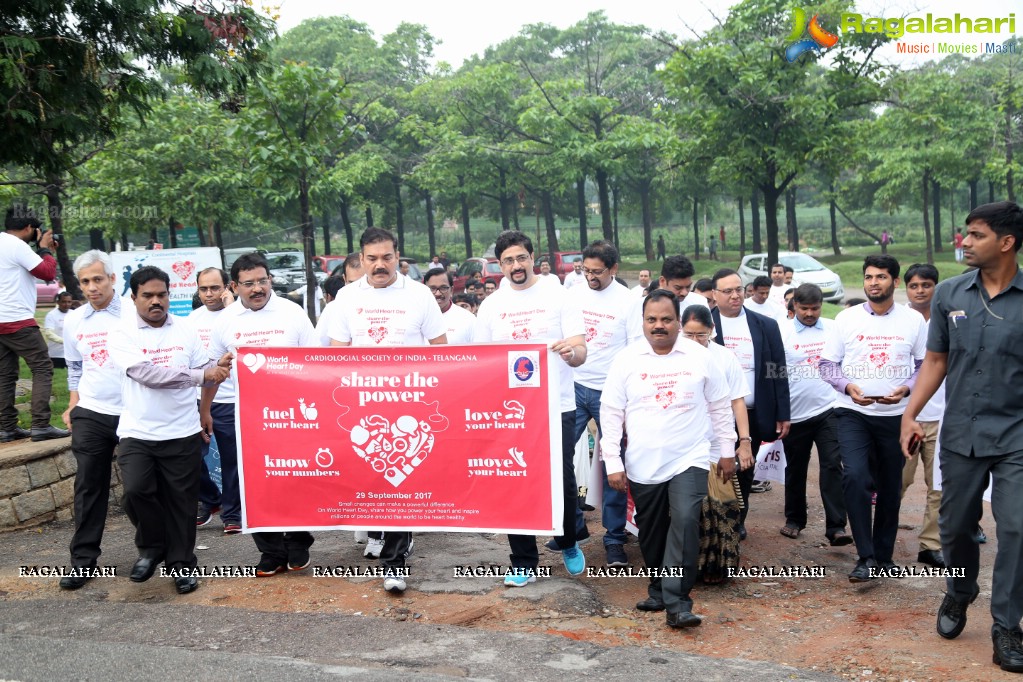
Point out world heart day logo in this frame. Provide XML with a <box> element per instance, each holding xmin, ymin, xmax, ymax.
<box><xmin>333</xmin><ymin>391</ymin><xmax>450</xmax><ymax>488</ymax></box>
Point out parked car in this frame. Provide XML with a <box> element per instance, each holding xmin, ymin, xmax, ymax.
<box><xmin>534</xmin><ymin>251</ymin><xmax>583</xmax><ymax>283</ymax></box>
<box><xmin>737</xmin><ymin>252</ymin><xmax>845</xmax><ymax>303</ymax></box>
<box><xmin>35</xmin><ymin>279</ymin><xmax>61</xmax><ymax>305</ymax></box>
<box><xmin>313</xmin><ymin>254</ymin><xmax>347</xmax><ymax>275</ymax></box>
<box><xmin>400</xmin><ymin>257</ymin><xmax>423</xmax><ymax>282</ymax></box>
<box><xmin>263</xmin><ymin>250</ymin><xmax>311</xmax><ymax>296</ymax></box>
<box><xmin>453</xmin><ymin>257</ymin><xmax>503</xmax><ymax>293</ymax></box>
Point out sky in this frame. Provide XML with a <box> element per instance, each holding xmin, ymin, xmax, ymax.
<box><xmin>271</xmin><ymin>0</ymin><xmax>1019</xmax><ymax>68</ymax></box>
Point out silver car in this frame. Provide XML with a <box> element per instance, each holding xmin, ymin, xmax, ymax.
<box><xmin>737</xmin><ymin>252</ymin><xmax>845</xmax><ymax>303</ymax></box>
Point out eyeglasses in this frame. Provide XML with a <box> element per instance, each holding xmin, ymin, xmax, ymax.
<box><xmin>428</xmin><ymin>285</ymin><xmax>451</xmax><ymax>294</ymax></box>
<box><xmin>500</xmin><ymin>254</ymin><xmax>531</xmax><ymax>266</ymax></box>
<box><xmin>237</xmin><ymin>277</ymin><xmax>271</xmax><ymax>289</ymax></box>
<box><xmin>198</xmin><ymin>286</ymin><xmax>224</xmax><ymax>294</ymax></box>
<box><xmin>682</xmin><ymin>332</ymin><xmax>712</xmax><ymax>341</ymax></box>
<box><xmin>715</xmin><ymin>287</ymin><xmax>744</xmax><ymax>297</ymax></box>
<box><xmin>582</xmin><ymin>267</ymin><xmax>608</xmax><ymax>277</ymax></box>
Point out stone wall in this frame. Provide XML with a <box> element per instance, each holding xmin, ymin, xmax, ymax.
<box><xmin>0</xmin><ymin>439</ymin><xmax>122</xmax><ymax>530</ymax></box>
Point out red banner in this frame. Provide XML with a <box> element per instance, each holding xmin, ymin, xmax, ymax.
<box><xmin>235</xmin><ymin>344</ymin><xmax>562</xmax><ymax>534</ymax></box>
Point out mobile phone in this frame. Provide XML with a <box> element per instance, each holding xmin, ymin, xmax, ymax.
<box><xmin>863</xmin><ymin>395</ymin><xmax>886</xmax><ymax>400</ymax></box>
<box><xmin>907</xmin><ymin>433</ymin><xmax>923</xmax><ymax>457</ymax></box>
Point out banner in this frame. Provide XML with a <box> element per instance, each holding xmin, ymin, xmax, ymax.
<box><xmin>235</xmin><ymin>344</ymin><xmax>562</xmax><ymax>534</ymax></box>
<box><xmin>110</xmin><ymin>247</ymin><xmax>222</xmax><ymax>317</ymax></box>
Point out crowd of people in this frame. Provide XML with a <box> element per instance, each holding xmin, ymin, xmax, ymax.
<box><xmin>3</xmin><ymin>201</ymin><xmax>1023</xmax><ymax>672</ymax></box>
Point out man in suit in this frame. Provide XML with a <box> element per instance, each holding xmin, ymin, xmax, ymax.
<box><xmin>710</xmin><ymin>269</ymin><xmax>791</xmax><ymax>539</ymax></box>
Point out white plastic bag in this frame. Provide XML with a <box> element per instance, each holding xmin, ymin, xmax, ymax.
<box><xmin>754</xmin><ymin>440</ymin><xmax>787</xmax><ymax>484</ymax></box>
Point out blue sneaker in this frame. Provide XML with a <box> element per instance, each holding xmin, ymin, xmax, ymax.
<box><xmin>562</xmin><ymin>544</ymin><xmax>585</xmax><ymax>576</ymax></box>
<box><xmin>503</xmin><ymin>569</ymin><xmax>536</xmax><ymax>587</ymax></box>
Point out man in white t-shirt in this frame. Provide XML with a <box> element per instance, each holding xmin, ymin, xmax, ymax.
<box><xmin>109</xmin><ymin>266</ymin><xmax>231</xmax><ymax>595</ymax></box>
<box><xmin>567</xmin><ymin>240</ymin><xmax>634</xmax><ymax>568</ymax></box>
<box><xmin>473</xmin><ymin>230</ymin><xmax>588</xmax><ymax>587</ymax></box>
<box><xmin>204</xmin><ymin>253</ymin><xmax>319</xmax><ymax>578</ymax></box>
<box><xmin>820</xmin><ymin>255</ymin><xmax>926</xmax><ymax>583</ymax></box>
<box><xmin>43</xmin><ymin>292</ymin><xmax>72</xmax><ymax>368</ymax></box>
<box><xmin>900</xmin><ymin>263</ymin><xmax>946</xmax><ymax>569</ymax></box>
<box><xmin>538</xmin><ymin>260</ymin><xmax>562</xmax><ymax>285</ymax></box>
<box><xmin>424</xmin><ymin>267</ymin><xmax>474</xmax><ymax>345</ymax></box>
<box><xmin>746</xmin><ymin>276</ymin><xmax>787</xmax><ymax>321</ymax></box>
<box><xmin>563</xmin><ymin>261</ymin><xmax>586</xmax><ymax>289</ymax></box>
<box><xmin>188</xmin><ymin>268</ymin><xmax>240</xmax><ymax>533</ymax></box>
<box><xmin>329</xmin><ymin>228</ymin><xmax>448</xmax><ymax>593</ymax></box>
<box><xmin>779</xmin><ymin>284</ymin><xmax>851</xmax><ymax>546</ymax></box>
<box><xmin>768</xmin><ymin>263</ymin><xmax>788</xmax><ymax>307</ymax></box>
<box><xmin>0</xmin><ymin>206</ymin><xmax>68</xmax><ymax>442</ymax></box>
<box><xmin>58</xmin><ymin>250</ymin><xmax>124</xmax><ymax>590</ymax></box>
<box><xmin>601</xmin><ymin>290</ymin><xmax>736</xmax><ymax>628</ymax></box>
<box><xmin>631</xmin><ymin>269</ymin><xmax>652</xmax><ymax>297</ymax></box>
<box><xmin>627</xmin><ymin>255</ymin><xmax>707</xmax><ymax>344</ymax></box>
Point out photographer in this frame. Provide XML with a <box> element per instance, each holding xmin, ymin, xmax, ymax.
<box><xmin>0</xmin><ymin>205</ymin><xmax>69</xmax><ymax>442</ymax></box>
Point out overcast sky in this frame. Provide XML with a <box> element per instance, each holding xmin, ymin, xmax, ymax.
<box><xmin>272</xmin><ymin>0</ymin><xmax>1018</xmax><ymax>67</ymax></box>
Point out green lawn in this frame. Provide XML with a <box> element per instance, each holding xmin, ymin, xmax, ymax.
<box><xmin>13</xmin><ymin>307</ymin><xmax>70</xmax><ymax>429</ymax></box>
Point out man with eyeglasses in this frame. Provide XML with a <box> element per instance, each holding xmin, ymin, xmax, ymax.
<box><xmin>474</xmin><ymin>230</ymin><xmax>588</xmax><ymax>587</ymax></box>
<box><xmin>204</xmin><ymin>253</ymin><xmax>319</xmax><ymax>578</ymax></box>
<box><xmin>424</xmin><ymin>267</ymin><xmax>474</xmax><ymax>344</ymax></box>
<box><xmin>329</xmin><ymin>227</ymin><xmax>447</xmax><ymax>594</ymax></box>
<box><xmin>627</xmin><ymin>255</ymin><xmax>707</xmax><ymax>344</ymax></box>
<box><xmin>710</xmin><ymin>268</ymin><xmax>791</xmax><ymax>540</ymax></box>
<box><xmin>189</xmin><ymin>268</ymin><xmax>240</xmax><ymax>534</ymax></box>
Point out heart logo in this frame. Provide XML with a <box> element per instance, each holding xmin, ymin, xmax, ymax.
<box><xmin>91</xmin><ymin>348</ymin><xmax>108</xmax><ymax>366</ymax></box>
<box><xmin>141</xmin><ymin>348</ymin><xmax>147</xmax><ymax>354</ymax></box>
<box><xmin>171</xmin><ymin>260</ymin><xmax>196</xmax><ymax>280</ymax></box>
<box><xmin>500</xmin><ymin>313</ymin><xmax>507</xmax><ymax>319</ymax></box>
<box><xmin>585</xmin><ymin>326</ymin><xmax>597</xmax><ymax>342</ymax></box>
<box><xmin>367</xmin><ymin>326</ymin><xmax>388</xmax><ymax>344</ymax></box>
<box><xmin>857</xmin><ymin>334</ymin><xmax>865</xmax><ymax>342</ymax></box>
<box><xmin>793</xmin><ymin>344</ymin><xmax>799</xmax><ymax>350</ymax></box>
<box><xmin>234</xmin><ymin>332</ymin><xmax>242</xmax><ymax>340</ymax></box>
<box><xmin>77</xmin><ymin>334</ymin><xmax>83</xmax><ymax>341</ymax></box>
<box><xmin>512</xmin><ymin>327</ymin><xmax>531</xmax><ymax>340</ymax></box>
<box><xmin>242</xmin><ymin>352</ymin><xmax>267</xmax><ymax>373</ymax></box>
<box><xmin>655</xmin><ymin>390</ymin><xmax>675</xmax><ymax>409</ymax></box>
<box><xmin>640</xmin><ymin>373</ymin><xmax>647</xmax><ymax>380</ymax></box>
<box><xmin>356</xmin><ymin>308</ymin><xmax>363</xmax><ymax>315</ymax></box>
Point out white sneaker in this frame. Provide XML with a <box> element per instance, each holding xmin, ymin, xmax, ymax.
<box><xmin>364</xmin><ymin>538</ymin><xmax>384</xmax><ymax>559</ymax></box>
<box><xmin>354</xmin><ymin>530</ymin><xmax>369</xmax><ymax>544</ymax></box>
<box><xmin>383</xmin><ymin>575</ymin><xmax>406</xmax><ymax>593</ymax></box>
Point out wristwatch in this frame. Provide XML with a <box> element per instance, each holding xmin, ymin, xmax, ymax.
<box><xmin>738</xmin><ymin>436</ymin><xmax>753</xmax><ymax>443</ymax></box>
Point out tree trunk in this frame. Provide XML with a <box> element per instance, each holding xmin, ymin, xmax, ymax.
<box><xmin>932</xmin><ymin>179</ymin><xmax>943</xmax><ymax>252</ymax></box>
<box><xmin>121</xmin><ymin>231</ymin><xmax>130</xmax><ymax>250</ymax></box>
<box><xmin>595</xmin><ymin>168</ymin><xmax>613</xmax><ymax>241</ymax></box>
<box><xmin>751</xmin><ymin>189</ymin><xmax>762</xmax><ymax>253</ymax></box>
<box><xmin>612</xmin><ymin>184</ymin><xmax>620</xmax><ymax>249</ymax></box>
<box><xmin>498</xmin><ymin>169</ymin><xmax>510</xmax><ymax>230</ymax></box>
<box><xmin>641</xmin><ymin>181</ymin><xmax>654</xmax><ymax>261</ymax></box>
<box><xmin>458</xmin><ymin>175</ymin><xmax>473</xmax><ymax>259</ymax></box>
<box><xmin>340</xmin><ymin>198</ymin><xmax>354</xmax><ymax>254</ymax></box>
<box><xmin>922</xmin><ymin>172</ymin><xmax>934</xmax><ymax>265</ymax></box>
<box><xmin>576</xmin><ymin>177</ymin><xmax>588</xmax><ymax>248</ymax></box>
<box><xmin>1007</xmin><ymin>107</ymin><xmax>1016</xmax><ymax>203</ymax></box>
<box><xmin>512</xmin><ymin>200</ymin><xmax>520</xmax><ymax>230</ymax></box>
<box><xmin>392</xmin><ymin>176</ymin><xmax>405</xmax><ymax>254</ymax></box>
<box><xmin>542</xmin><ymin>190</ymin><xmax>559</xmax><ymax>253</ymax></box>
<box><xmin>762</xmin><ymin>187</ymin><xmax>782</xmax><ymax>271</ymax></box>
<box><xmin>691</xmin><ymin>196</ymin><xmax>700</xmax><ymax>260</ymax></box>
<box><xmin>969</xmin><ymin>179</ymin><xmax>978</xmax><ymax>210</ymax></box>
<box><xmin>424</xmin><ymin>190</ymin><xmax>436</xmax><ymax>258</ymax></box>
<box><xmin>949</xmin><ymin>185</ymin><xmax>956</xmax><ymax>241</ymax></box>
<box><xmin>322</xmin><ymin>210</ymin><xmax>331</xmax><ymax>255</ymax></box>
<box><xmin>168</xmin><ymin>217</ymin><xmax>178</xmax><ymax>248</ymax></box>
<box><xmin>44</xmin><ymin>174</ymin><xmax>80</xmax><ymax>298</ymax></box>
<box><xmin>785</xmin><ymin>186</ymin><xmax>799</xmax><ymax>251</ymax></box>
<box><xmin>989</xmin><ymin>181</ymin><xmax>995</xmax><ymax>203</ymax></box>
<box><xmin>737</xmin><ymin>196</ymin><xmax>747</xmax><ymax>259</ymax></box>
<box><xmin>87</xmin><ymin>228</ymin><xmax>104</xmax><ymax>251</ymax></box>
<box><xmin>835</xmin><ymin>203</ymin><xmax>882</xmax><ymax>245</ymax></box>
<box><xmin>149</xmin><ymin>226</ymin><xmax>159</xmax><ymax>245</ymax></box>
<box><xmin>365</xmin><ymin>205</ymin><xmax>374</xmax><ymax>228</ymax></box>
<box><xmin>213</xmin><ymin>220</ymin><xmax>225</xmax><ymax>267</ymax></box>
<box><xmin>829</xmin><ymin>183</ymin><xmax>841</xmax><ymax>256</ymax></box>
<box><xmin>299</xmin><ymin>172</ymin><xmax>317</xmax><ymax>325</ymax></box>
<box><xmin>197</xmin><ymin>221</ymin><xmax>207</xmax><ymax>247</ymax></box>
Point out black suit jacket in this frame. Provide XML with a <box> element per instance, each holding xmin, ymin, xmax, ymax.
<box><xmin>711</xmin><ymin>307</ymin><xmax>791</xmax><ymax>438</ymax></box>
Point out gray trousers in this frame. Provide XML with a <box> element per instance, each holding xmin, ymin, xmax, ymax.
<box><xmin>630</xmin><ymin>466</ymin><xmax>707</xmax><ymax>614</ymax></box>
<box><xmin>940</xmin><ymin>447</ymin><xmax>1023</xmax><ymax>631</ymax></box>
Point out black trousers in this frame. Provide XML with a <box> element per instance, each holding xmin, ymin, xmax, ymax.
<box><xmin>118</xmin><ymin>433</ymin><xmax>203</xmax><ymax>571</ymax></box>
<box><xmin>736</xmin><ymin>407</ymin><xmax>765</xmax><ymax>525</ymax></box>
<box><xmin>782</xmin><ymin>408</ymin><xmax>847</xmax><ymax>534</ymax></box>
<box><xmin>253</xmin><ymin>531</ymin><xmax>315</xmax><ymax>564</ymax></box>
<box><xmin>508</xmin><ymin>411</ymin><xmax>577</xmax><ymax>569</ymax></box>
<box><xmin>68</xmin><ymin>406</ymin><xmax>119</xmax><ymax>567</ymax></box>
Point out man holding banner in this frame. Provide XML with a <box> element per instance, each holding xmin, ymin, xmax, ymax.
<box><xmin>328</xmin><ymin>227</ymin><xmax>447</xmax><ymax>594</ymax></box>
<box><xmin>473</xmin><ymin>230</ymin><xmax>588</xmax><ymax>587</ymax></box>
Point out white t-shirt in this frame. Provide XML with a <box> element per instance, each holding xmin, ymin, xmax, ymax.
<box><xmin>631</xmin><ymin>283</ymin><xmax>648</xmax><ymax>297</ymax></box>
<box><xmin>537</xmin><ymin>273</ymin><xmax>563</xmax><ymax>286</ymax></box>
<box><xmin>718</xmin><ymin>310</ymin><xmax>756</xmax><ymax>408</ymax></box>
<box><xmin>781</xmin><ymin>318</ymin><xmax>837</xmax><ymax>423</ymax></box>
<box><xmin>563</xmin><ymin>271</ymin><xmax>586</xmax><ymax>290</ymax></box>
<box><xmin>768</xmin><ymin>284</ymin><xmax>789</xmax><ymax>307</ymax></box>
<box><xmin>822</xmin><ymin>302</ymin><xmax>927</xmax><ymax>417</ymax></box>
<box><xmin>327</xmin><ymin>274</ymin><xmax>446</xmax><ymax>346</ymax></box>
<box><xmin>315</xmin><ymin>299</ymin><xmax>340</xmax><ymax>347</ymax></box>
<box><xmin>44</xmin><ymin>308</ymin><xmax>68</xmax><ymax>358</ymax></box>
<box><xmin>706</xmin><ymin>340</ymin><xmax>751</xmax><ymax>442</ymax></box>
<box><xmin>627</xmin><ymin>290</ymin><xmax>707</xmax><ymax>344</ymax></box>
<box><xmin>0</xmin><ymin>232</ymin><xmax>42</xmax><ymax>323</ymax></box>
<box><xmin>745</xmin><ymin>297</ymin><xmax>787</xmax><ymax>322</ymax></box>
<box><xmin>189</xmin><ymin>304</ymin><xmax>232</xmax><ymax>403</ymax></box>
<box><xmin>109</xmin><ymin>313</ymin><xmax>208</xmax><ymax>440</ymax></box>
<box><xmin>208</xmin><ymin>294</ymin><xmax>319</xmax><ymax>372</ymax></box>
<box><xmin>910</xmin><ymin>306</ymin><xmax>945</xmax><ymax>423</ymax></box>
<box><xmin>474</xmin><ymin>278</ymin><xmax>584</xmax><ymax>412</ymax></box>
<box><xmin>63</xmin><ymin>299</ymin><xmax>125</xmax><ymax>416</ymax></box>
<box><xmin>442</xmin><ymin>303</ymin><xmax>476</xmax><ymax>345</ymax></box>
<box><xmin>600</xmin><ymin>337</ymin><xmax>734</xmax><ymax>484</ymax></box>
<box><xmin>572</xmin><ymin>280</ymin><xmax>633</xmax><ymax>390</ymax></box>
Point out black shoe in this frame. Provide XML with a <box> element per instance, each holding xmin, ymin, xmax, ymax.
<box><xmin>605</xmin><ymin>543</ymin><xmax>628</xmax><ymax>568</ymax></box>
<box><xmin>738</xmin><ymin>525</ymin><xmax>747</xmax><ymax>541</ymax></box>
<box><xmin>636</xmin><ymin>597</ymin><xmax>666</xmax><ymax>612</ymax></box>
<box><xmin>666</xmin><ymin>610</ymin><xmax>702</xmax><ymax>628</ymax></box>
<box><xmin>917</xmin><ymin>549</ymin><xmax>946</xmax><ymax>568</ymax></box>
<box><xmin>196</xmin><ymin>502</ymin><xmax>220</xmax><ymax>527</ymax></box>
<box><xmin>255</xmin><ymin>555</ymin><xmax>286</xmax><ymax>577</ymax></box>
<box><xmin>130</xmin><ymin>556</ymin><xmax>162</xmax><ymax>583</ymax></box>
<box><xmin>544</xmin><ymin>529</ymin><xmax>590</xmax><ymax>551</ymax></box>
<box><xmin>974</xmin><ymin>526</ymin><xmax>988</xmax><ymax>544</ymax></box>
<box><xmin>287</xmin><ymin>549</ymin><xmax>310</xmax><ymax>571</ymax></box>
<box><xmin>174</xmin><ymin>576</ymin><xmax>199</xmax><ymax>594</ymax></box>
<box><xmin>993</xmin><ymin>626</ymin><xmax>1023</xmax><ymax>673</ymax></box>
<box><xmin>876</xmin><ymin>559</ymin><xmax>900</xmax><ymax>577</ymax></box>
<box><xmin>0</xmin><ymin>427</ymin><xmax>31</xmax><ymax>443</ymax></box>
<box><xmin>848</xmin><ymin>557</ymin><xmax>878</xmax><ymax>583</ymax></box>
<box><xmin>826</xmin><ymin>530</ymin><xmax>854</xmax><ymax>547</ymax></box>
<box><xmin>937</xmin><ymin>590</ymin><xmax>979</xmax><ymax>639</ymax></box>
<box><xmin>59</xmin><ymin>572</ymin><xmax>92</xmax><ymax>590</ymax></box>
<box><xmin>30</xmin><ymin>425</ymin><xmax>70</xmax><ymax>442</ymax></box>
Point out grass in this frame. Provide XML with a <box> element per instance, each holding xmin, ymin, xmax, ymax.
<box><xmin>13</xmin><ymin>307</ymin><xmax>70</xmax><ymax>430</ymax></box>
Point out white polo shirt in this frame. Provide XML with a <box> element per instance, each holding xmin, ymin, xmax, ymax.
<box><xmin>572</xmin><ymin>280</ymin><xmax>633</xmax><ymax>390</ymax></box>
<box><xmin>600</xmin><ymin>336</ymin><xmax>734</xmax><ymax>484</ymax></box>
<box><xmin>822</xmin><ymin>302</ymin><xmax>927</xmax><ymax>417</ymax></box>
<box><xmin>44</xmin><ymin>307</ymin><xmax>68</xmax><ymax>358</ymax></box>
<box><xmin>189</xmin><ymin>304</ymin><xmax>233</xmax><ymax>403</ymax></box>
<box><xmin>718</xmin><ymin>310</ymin><xmax>756</xmax><ymax>408</ymax></box>
<box><xmin>208</xmin><ymin>293</ymin><xmax>319</xmax><ymax>366</ymax></box>
<box><xmin>442</xmin><ymin>303</ymin><xmax>476</xmax><ymax>345</ymax></box>
<box><xmin>327</xmin><ymin>273</ymin><xmax>445</xmax><ymax>346</ymax></box>
<box><xmin>563</xmin><ymin>271</ymin><xmax>586</xmax><ymax>290</ymax></box>
<box><xmin>768</xmin><ymin>284</ymin><xmax>788</xmax><ymax>307</ymax></box>
<box><xmin>627</xmin><ymin>290</ymin><xmax>707</xmax><ymax>344</ymax></box>
<box><xmin>474</xmin><ymin>278</ymin><xmax>584</xmax><ymax>413</ymax></box>
<box><xmin>745</xmin><ymin>297</ymin><xmax>786</xmax><ymax>322</ymax></box>
<box><xmin>781</xmin><ymin>317</ymin><xmax>837</xmax><ymax>423</ymax></box>
<box><xmin>63</xmin><ymin>297</ymin><xmax>125</xmax><ymax>416</ymax></box>
<box><xmin>109</xmin><ymin>313</ymin><xmax>208</xmax><ymax>440</ymax></box>
<box><xmin>0</xmin><ymin>232</ymin><xmax>42</xmax><ymax>323</ymax></box>
<box><xmin>706</xmin><ymin>340</ymin><xmax>750</xmax><ymax>442</ymax></box>
<box><xmin>315</xmin><ymin>299</ymin><xmax>340</xmax><ymax>347</ymax></box>
<box><xmin>910</xmin><ymin>306</ymin><xmax>945</xmax><ymax>423</ymax></box>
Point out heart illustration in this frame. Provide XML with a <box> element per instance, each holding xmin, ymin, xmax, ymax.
<box><xmin>171</xmin><ymin>260</ymin><xmax>196</xmax><ymax>280</ymax></box>
<box><xmin>655</xmin><ymin>390</ymin><xmax>675</xmax><ymax>409</ymax></box>
<box><xmin>869</xmin><ymin>351</ymin><xmax>889</xmax><ymax>368</ymax></box>
<box><xmin>366</xmin><ymin>326</ymin><xmax>388</xmax><ymax>344</ymax></box>
<box><xmin>91</xmin><ymin>348</ymin><xmax>108</xmax><ymax>366</ymax></box>
<box><xmin>512</xmin><ymin>327</ymin><xmax>531</xmax><ymax>340</ymax></box>
<box><xmin>242</xmin><ymin>352</ymin><xmax>267</xmax><ymax>373</ymax></box>
<box><xmin>793</xmin><ymin>344</ymin><xmax>799</xmax><ymax>350</ymax></box>
<box><xmin>234</xmin><ymin>332</ymin><xmax>242</xmax><ymax>340</ymax></box>
<box><xmin>585</xmin><ymin>326</ymin><xmax>597</xmax><ymax>342</ymax></box>
<box><xmin>349</xmin><ymin>414</ymin><xmax>436</xmax><ymax>488</ymax></box>
<box><xmin>857</xmin><ymin>334</ymin><xmax>865</xmax><ymax>342</ymax></box>
<box><xmin>640</xmin><ymin>373</ymin><xmax>647</xmax><ymax>380</ymax></box>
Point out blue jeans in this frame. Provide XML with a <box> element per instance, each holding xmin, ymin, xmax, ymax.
<box><xmin>574</xmin><ymin>383</ymin><xmax>627</xmax><ymax>547</ymax></box>
<box><xmin>199</xmin><ymin>401</ymin><xmax>241</xmax><ymax>524</ymax></box>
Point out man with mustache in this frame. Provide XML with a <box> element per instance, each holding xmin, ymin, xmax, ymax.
<box><xmin>203</xmin><ymin>253</ymin><xmax>319</xmax><ymax>577</ymax></box>
<box><xmin>328</xmin><ymin>227</ymin><xmax>447</xmax><ymax>594</ymax></box>
<box><xmin>424</xmin><ymin>267</ymin><xmax>474</xmax><ymax>344</ymax></box>
<box><xmin>108</xmin><ymin>266</ymin><xmax>232</xmax><ymax>595</ymax></box>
